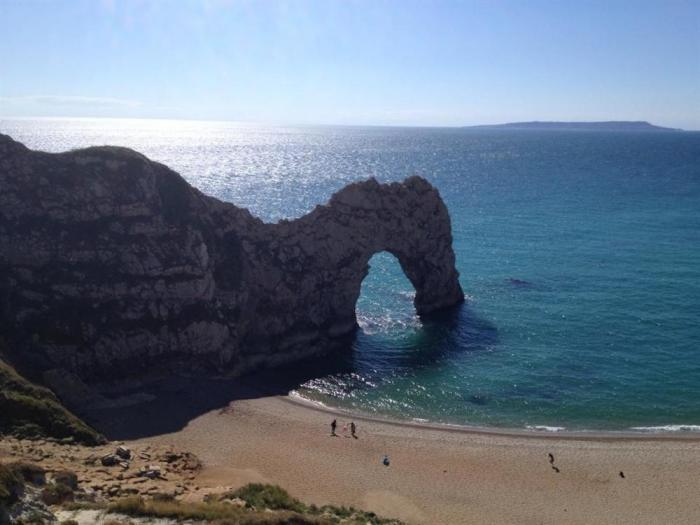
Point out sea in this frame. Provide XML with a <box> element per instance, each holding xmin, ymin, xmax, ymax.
<box><xmin>2</xmin><ymin>117</ymin><xmax>700</xmax><ymax>433</ymax></box>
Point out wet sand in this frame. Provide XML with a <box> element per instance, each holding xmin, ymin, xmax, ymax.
<box><xmin>128</xmin><ymin>393</ymin><xmax>700</xmax><ymax>524</ymax></box>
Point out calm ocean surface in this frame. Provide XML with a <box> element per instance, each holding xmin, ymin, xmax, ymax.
<box><xmin>3</xmin><ymin>118</ymin><xmax>700</xmax><ymax>432</ymax></box>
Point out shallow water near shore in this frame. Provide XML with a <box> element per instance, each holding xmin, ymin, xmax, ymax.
<box><xmin>3</xmin><ymin>117</ymin><xmax>700</xmax><ymax>432</ymax></box>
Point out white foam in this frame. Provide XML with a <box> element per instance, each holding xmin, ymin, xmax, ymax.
<box><xmin>629</xmin><ymin>425</ymin><xmax>700</xmax><ymax>433</ymax></box>
<box><xmin>292</xmin><ymin>392</ymin><xmax>700</xmax><ymax>435</ymax></box>
<box><xmin>288</xmin><ymin>390</ymin><xmax>331</xmax><ymax>409</ymax></box>
<box><xmin>526</xmin><ymin>425</ymin><xmax>566</xmax><ymax>432</ymax></box>
<box><xmin>356</xmin><ymin>312</ymin><xmax>421</xmax><ymax>335</ymax></box>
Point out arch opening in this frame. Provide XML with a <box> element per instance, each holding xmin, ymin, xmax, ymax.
<box><xmin>355</xmin><ymin>251</ymin><xmax>421</xmax><ymax>336</ymax></box>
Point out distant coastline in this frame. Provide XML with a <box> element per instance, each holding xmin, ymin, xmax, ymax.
<box><xmin>465</xmin><ymin>120</ymin><xmax>683</xmax><ymax>132</ymax></box>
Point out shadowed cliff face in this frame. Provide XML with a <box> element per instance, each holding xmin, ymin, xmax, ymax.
<box><xmin>0</xmin><ymin>133</ymin><xmax>464</xmax><ymax>382</ymax></box>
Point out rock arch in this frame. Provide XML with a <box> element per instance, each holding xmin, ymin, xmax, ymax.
<box><xmin>233</xmin><ymin>177</ymin><xmax>464</xmax><ymax>366</ymax></box>
<box><xmin>0</xmin><ymin>134</ymin><xmax>464</xmax><ymax>380</ymax></box>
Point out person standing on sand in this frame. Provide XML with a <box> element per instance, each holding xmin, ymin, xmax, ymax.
<box><xmin>350</xmin><ymin>421</ymin><xmax>357</xmax><ymax>438</ymax></box>
<box><xmin>331</xmin><ymin>419</ymin><xmax>337</xmax><ymax>436</ymax></box>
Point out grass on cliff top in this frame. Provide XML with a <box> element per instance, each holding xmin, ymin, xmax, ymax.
<box><xmin>108</xmin><ymin>484</ymin><xmax>403</xmax><ymax>524</ymax></box>
<box><xmin>221</xmin><ymin>484</ymin><xmax>400</xmax><ymax>524</ymax></box>
<box><xmin>0</xmin><ymin>463</ymin><xmax>25</xmax><ymax>507</ymax></box>
<box><xmin>0</xmin><ymin>355</ymin><xmax>105</xmax><ymax>446</ymax></box>
<box><xmin>108</xmin><ymin>495</ymin><xmax>327</xmax><ymax>525</ymax></box>
<box><xmin>0</xmin><ymin>461</ymin><xmax>46</xmax><ymax>507</ymax></box>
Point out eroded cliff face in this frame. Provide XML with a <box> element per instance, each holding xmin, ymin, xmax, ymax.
<box><xmin>0</xmin><ymin>134</ymin><xmax>464</xmax><ymax>381</ymax></box>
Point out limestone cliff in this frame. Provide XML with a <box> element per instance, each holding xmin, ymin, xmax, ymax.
<box><xmin>0</xmin><ymin>134</ymin><xmax>464</xmax><ymax>381</ymax></box>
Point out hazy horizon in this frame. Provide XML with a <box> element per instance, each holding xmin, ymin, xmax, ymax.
<box><xmin>1</xmin><ymin>0</ymin><xmax>699</xmax><ymax>129</ymax></box>
<box><xmin>0</xmin><ymin>116</ymin><xmax>695</xmax><ymax>133</ymax></box>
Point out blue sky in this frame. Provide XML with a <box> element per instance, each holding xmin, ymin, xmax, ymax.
<box><xmin>1</xmin><ymin>0</ymin><xmax>698</xmax><ymax>128</ymax></box>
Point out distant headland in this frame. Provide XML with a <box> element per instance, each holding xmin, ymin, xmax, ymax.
<box><xmin>465</xmin><ymin>121</ymin><xmax>683</xmax><ymax>132</ymax></box>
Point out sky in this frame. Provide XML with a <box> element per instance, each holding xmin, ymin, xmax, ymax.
<box><xmin>0</xmin><ymin>0</ymin><xmax>698</xmax><ymax>128</ymax></box>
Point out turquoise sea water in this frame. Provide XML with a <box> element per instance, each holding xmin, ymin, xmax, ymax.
<box><xmin>3</xmin><ymin>118</ymin><xmax>700</xmax><ymax>432</ymax></box>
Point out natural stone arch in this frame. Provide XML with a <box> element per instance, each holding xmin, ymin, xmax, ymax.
<box><xmin>247</xmin><ymin>177</ymin><xmax>465</xmax><ymax>346</ymax></box>
<box><xmin>0</xmin><ymin>134</ymin><xmax>464</xmax><ymax>380</ymax></box>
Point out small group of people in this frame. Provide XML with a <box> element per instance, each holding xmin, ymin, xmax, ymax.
<box><xmin>329</xmin><ymin>419</ymin><xmax>390</xmax><ymax>466</ymax></box>
<box><xmin>330</xmin><ymin>418</ymin><xmax>357</xmax><ymax>438</ymax></box>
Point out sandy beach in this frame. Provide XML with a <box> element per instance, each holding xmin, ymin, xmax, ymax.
<box><xmin>119</xmin><ymin>391</ymin><xmax>700</xmax><ymax>525</ymax></box>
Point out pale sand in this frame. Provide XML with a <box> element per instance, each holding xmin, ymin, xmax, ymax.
<box><xmin>130</xmin><ymin>394</ymin><xmax>700</xmax><ymax>525</ymax></box>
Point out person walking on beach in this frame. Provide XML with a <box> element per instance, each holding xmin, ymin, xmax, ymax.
<box><xmin>330</xmin><ymin>419</ymin><xmax>337</xmax><ymax>436</ymax></box>
<box><xmin>350</xmin><ymin>421</ymin><xmax>357</xmax><ymax>438</ymax></box>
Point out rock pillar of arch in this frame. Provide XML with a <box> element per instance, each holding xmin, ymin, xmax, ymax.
<box><xmin>260</xmin><ymin>176</ymin><xmax>465</xmax><ymax>345</ymax></box>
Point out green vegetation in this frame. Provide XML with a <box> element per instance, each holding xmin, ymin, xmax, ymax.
<box><xmin>1</xmin><ymin>462</ymin><xmax>80</xmax><ymax>525</ymax></box>
<box><xmin>219</xmin><ymin>484</ymin><xmax>399</xmax><ymax>524</ymax></box>
<box><xmin>61</xmin><ymin>500</ymin><xmax>104</xmax><ymax>512</ymax></box>
<box><xmin>0</xmin><ymin>463</ymin><xmax>24</xmax><ymax>507</ymax></box>
<box><xmin>107</xmin><ymin>484</ymin><xmax>403</xmax><ymax>524</ymax></box>
<box><xmin>1</xmin><ymin>462</ymin><xmax>48</xmax><ymax>525</ymax></box>
<box><xmin>225</xmin><ymin>483</ymin><xmax>306</xmax><ymax>513</ymax></box>
<box><xmin>16</xmin><ymin>480</ymin><xmax>400</xmax><ymax>525</ymax></box>
<box><xmin>0</xmin><ymin>355</ymin><xmax>105</xmax><ymax>446</ymax></box>
<box><xmin>39</xmin><ymin>469</ymin><xmax>78</xmax><ymax>505</ymax></box>
<box><xmin>52</xmin><ymin>471</ymin><xmax>78</xmax><ymax>491</ymax></box>
<box><xmin>41</xmin><ymin>481</ymin><xmax>74</xmax><ymax>505</ymax></box>
<box><xmin>6</xmin><ymin>462</ymin><xmax>45</xmax><ymax>485</ymax></box>
<box><xmin>107</xmin><ymin>495</ymin><xmax>325</xmax><ymax>524</ymax></box>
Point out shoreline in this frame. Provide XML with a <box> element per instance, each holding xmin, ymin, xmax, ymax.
<box><xmin>131</xmin><ymin>392</ymin><xmax>700</xmax><ymax>524</ymax></box>
<box><xmin>285</xmin><ymin>391</ymin><xmax>700</xmax><ymax>442</ymax></box>
<box><xmin>83</xmin><ymin>369</ymin><xmax>700</xmax><ymax>444</ymax></box>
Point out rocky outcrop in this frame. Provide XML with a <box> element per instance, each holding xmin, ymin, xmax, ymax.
<box><xmin>0</xmin><ymin>133</ymin><xmax>464</xmax><ymax>381</ymax></box>
<box><xmin>0</xmin><ymin>355</ymin><xmax>105</xmax><ymax>445</ymax></box>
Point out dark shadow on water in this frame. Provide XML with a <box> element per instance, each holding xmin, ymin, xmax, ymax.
<box><xmin>419</xmin><ymin>302</ymin><xmax>499</xmax><ymax>355</ymax></box>
<box><xmin>352</xmin><ymin>302</ymin><xmax>499</xmax><ymax>372</ymax></box>
<box><xmin>81</xmin><ymin>302</ymin><xmax>497</xmax><ymax>441</ymax></box>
